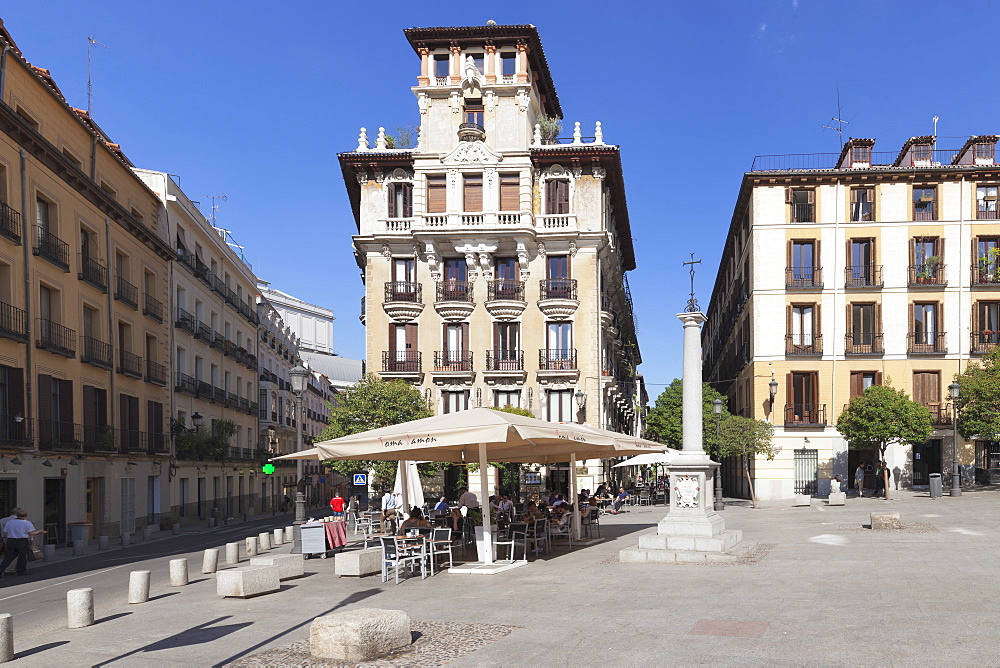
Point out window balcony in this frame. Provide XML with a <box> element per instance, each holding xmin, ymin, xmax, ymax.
<box><xmin>785</xmin><ymin>334</ymin><xmax>823</xmax><ymax>356</ymax></box>
<box><xmin>197</xmin><ymin>322</ymin><xmax>212</xmax><ymax>342</ymax></box>
<box><xmin>36</xmin><ymin>318</ymin><xmax>76</xmax><ymax>357</ymax></box>
<box><xmin>433</xmin><ymin>350</ymin><xmax>473</xmax><ymax>372</ymax></box>
<box><xmin>143</xmin><ymin>293</ymin><xmax>164</xmax><ymax>322</ymax></box>
<box><xmin>33</xmin><ymin>225</ymin><xmax>69</xmax><ymax>271</ymax></box>
<box><xmin>81</xmin><ymin>336</ymin><xmax>113</xmax><ymax>369</ymax></box>
<box><xmin>382</xmin><ymin>281</ymin><xmax>424</xmax><ymax>322</ymax></box>
<box><xmin>486</xmin><ymin>350</ymin><xmax>524</xmax><ymax>371</ymax></box>
<box><xmin>537</xmin><ymin>214</ymin><xmax>576</xmax><ymax>230</ymax></box>
<box><xmin>197</xmin><ymin>380</ymin><xmax>214</xmax><ymax>400</ymax></box>
<box><xmin>972</xmin><ymin>330</ymin><xmax>1000</xmax><ymax>354</ymax></box>
<box><xmin>381</xmin><ymin>351</ymin><xmax>422</xmax><ymax>374</ymax></box>
<box><xmin>488</xmin><ymin>279</ymin><xmax>524</xmax><ymax>302</ymax></box>
<box><xmin>908</xmin><ymin>264</ymin><xmax>947</xmax><ymax>287</ymax></box>
<box><xmin>785</xmin><ymin>267</ymin><xmax>823</xmax><ymax>289</ymax></box>
<box><xmin>78</xmin><ymin>255</ymin><xmax>108</xmax><ymax>292</ymax></box>
<box><xmin>845</xmin><ymin>265</ymin><xmax>883</xmax><ymax>288</ymax></box>
<box><xmin>972</xmin><ymin>263</ymin><xmax>1000</xmax><ymax>287</ymax></box>
<box><xmin>538</xmin><ymin>279</ymin><xmax>579</xmax><ymax>320</ymax></box>
<box><xmin>539</xmin><ymin>348</ymin><xmax>577</xmax><ymax>371</ymax></box>
<box><xmin>844</xmin><ymin>332</ymin><xmax>883</xmax><ymax>355</ymax></box>
<box><xmin>174</xmin><ymin>307</ymin><xmax>196</xmax><ymax>334</ymax></box>
<box><xmin>0</xmin><ymin>201</ymin><xmax>21</xmax><ymax>244</ymax></box>
<box><xmin>0</xmin><ymin>301</ymin><xmax>27</xmax><ymax>343</ymax></box>
<box><xmin>37</xmin><ymin>419</ymin><xmax>83</xmax><ymax>452</ymax></box>
<box><xmin>115</xmin><ymin>274</ymin><xmax>138</xmax><ymax>309</ymax></box>
<box><xmin>214</xmin><ymin>387</ymin><xmax>227</xmax><ymax>404</ymax></box>
<box><xmin>145</xmin><ymin>359</ymin><xmax>167</xmax><ymax>386</ymax></box>
<box><xmin>0</xmin><ymin>414</ymin><xmax>30</xmax><ymax>448</ymax></box>
<box><xmin>382</xmin><ymin>218</ymin><xmax>412</xmax><ymax>232</ymax></box>
<box><xmin>976</xmin><ymin>205</ymin><xmax>1000</xmax><ymax>220</ymax></box>
<box><xmin>458</xmin><ymin>121</ymin><xmax>485</xmax><ymax>142</ymax></box>
<box><xmin>784</xmin><ymin>404</ymin><xmax>827</xmax><ymax>427</ymax></box>
<box><xmin>923</xmin><ymin>403</ymin><xmax>953</xmax><ymax>426</ymax></box>
<box><xmin>117</xmin><ymin>350</ymin><xmax>143</xmax><ymax>378</ymax></box>
<box><xmin>436</xmin><ymin>281</ymin><xmax>473</xmax><ymax>302</ymax></box>
<box><xmin>118</xmin><ymin>428</ymin><xmax>143</xmax><ymax>455</ymax></box>
<box><xmin>175</xmin><ymin>372</ymin><xmax>197</xmax><ymax>395</ymax></box>
<box><xmin>147</xmin><ymin>431</ymin><xmax>169</xmax><ymax>454</ymax></box>
<box><xmin>907</xmin><ymin>332</ymin><xmax>946</xmax><ymax>354</ymax></box>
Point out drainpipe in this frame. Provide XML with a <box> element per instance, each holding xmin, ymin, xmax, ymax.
<box><xmin>0</xmin><ymin>44</ymin><xmax>10</xmax><ymax>99</ymax></box>
<box><xmin>20</xmin><ymin>149</ymin><xmax>33</xmax><ymax>439</ymax></box>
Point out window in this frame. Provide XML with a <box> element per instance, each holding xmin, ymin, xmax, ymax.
<box><xmin>37</xmin><ymin>374</ymin><xmax>73</xmax><ymax>446</ymax></box>
<box><xmin>788</xmin><ymin>303</ymin><xmax>818</xmax><ymax>352</ymax></box>
<box><xmin>849</xmin><ymin>371</ymin><xmax>880</xmax><ymax>399</ymax></box>
<box><xmin>546</xmin><ymin>389</ymin><xmax>573</xmax><ymax>422</ymax></box>
<box><xmin>793</xmin><ymin>449</ymin><xmax>819</xmax><ymax>495</ymax></box>
<box><xmin>852</xmin><ymin>144</ymin><xmax>871</xmax><ymax>164</ymax></box>
<box><xmin>433</xmin><ymin>54</ymin><xmax>449</xmax><ymax>78</ymax></box>
<box><xmin>913</xmin><ymin>144</ymin><xmax>932</xmax><ymax>164</ymax></box>
<box><xmin>494</xmin><ymin>390</ymin><xmax>521</xmax><ymax>409</ymax></box>
<box><xmin>545</xmin><ymin>180</ymin><xmax>570</xmax><ymax>215</ymax></box>
<box><xmin>851</xmin><ymin>187</ymin><xmax>874</xmax><ymax>221</ymax></box>
<box><xmin>847</xmin><ymin>302</ymin><xmax>880</xmax><ymax>353</ymax></box>
<box><xmin>976</xmin><ymin>236</ymin><xmax>1000</xmax><ymax>284</ymax></box>
<box><xmin>912</xmin><ymin>371</ymin><xmax>940</xmax><ymax>407</ymax></box>
<box><xmin>100</xmin><ymin>181</ymin><xmax>117</xmax><ymax>199</ymax></box>
<box><xmin>464</xmin><ymin>101</ymin><xmax>484</xmax><ymax>127</ymax></box>
<box><xmin>62</xmin><ymin>148</ymin><xmax>82</xmax><ymax>169</ymax></box>
<box><xmin>441</xmin><ymin>390</ymin><xmax>468</xmax><ymax>414</ymax></box>
<box><xmin>442</xmin><ymin>322</ymin><xmax>468</xmax><ymax>362</ymax></box>
<box><xmin>500</xmin><ymin>52</ymin><xmax>516</xmax><ymax>76</ymax></box>
<box><xmin>547</xmin><ymin>255</ymin><xmax>570</xmax><ymax>280</ymax></box>
<box><xmin>847</xmin><ymin>238</ymin><xmax>877</xmax><ymax>287</ymax></box>
<box><xmin>35</xmin><ymin>197</ymin><xmax>52</xmax><ymax>234</ymax></box>
<box><xmin>14</xmin><ymin>106</ymin><xmax>38</xmax><ymax>131</ymax></box>
<box><xmin>975</xmin><ymin>301</ymin><xmax>1000</xmax><ymax>349</ymax></box>
<box><xmin>912</xmin><ymin>302</ymin><xmax>939</xmax><ymax>347</ymax></box>
<box><xmin>442</xmin><ymin>258</ymin><xmax>468</xmax><ymax>299</ymax></box>
<box><xmin>426</xmin><ymin>174</ymin><xmax>447</xmax><ymax>213</ymax></box>
<box><xmin>492</xmin><ymin>322</ymin><xmax>520</xmax><ymax>369</ymax></box>
<box><xmin>975</xmin><ymin>142</ymin><xmax>995</xmax><ymax>163</ymax></box>
<box><xmin>387</xmin><ymin>182</ymin><xmax>412</xmax><ymax>218</ymax></box>
<box><xmin>499</xmin><ymin>173</ymin><xmax>519</xmax><ymax>211</ymax></box>
<box><xmin>787</xmin><ymin>188</ymin><xmax>815</xmax><ymax>223</ymax></box>
<box><xmin>388</xmin><ymin>323</ymin><xmax>418</xmax><ymax>371</ymax></box>
<box><xmin>913</xmin><ymin>186</ymin><xmax>937</xmax><ymax>221</ymax></box>
<box><xmin>789</xmin><ymin>240</ymin><xmax>818</xmax><ymax>286</ymax></box>
<box><xmin>0</xmin><ymin>365</ymin><xmax>25</xmax><ymax>440</ymax></box>
<box><xmin>463</xmin><ymin>174</ymin><xmax>483</xmax><ymax>212</ymax></box>
<box><xmin>977</xmin><ymin>185</ymin><xmax>998</xmax><ymax>220</ymax></box>
<box><xmin>787</xmin><ymin>371</ymin><xmax>820</xmax><ymax>424</ymax></box>
<box><xmin>545</xmin><ymin>322</ymin><xmax>574</xmax><ymax>368</ymax></box>
<box><xmin>911</xmin><ymin>237</ymin><xmax>943</xmax><ymax>284</ymax></box>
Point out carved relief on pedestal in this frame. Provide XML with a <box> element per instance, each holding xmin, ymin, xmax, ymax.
<box><xmin>673</xmin><ymin>475</ymin><xmax>700</xmax><ymax>509</ymax></box>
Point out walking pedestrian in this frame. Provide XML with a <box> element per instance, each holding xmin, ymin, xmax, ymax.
<box><xmin>854</xmin><ymin>463</ymin><xmax>865</xmax><ymax>497</ymax></box>
<box><xmin>0</xmin><ymin>511</ymin><xmax>46</xmax><ymax>577</ymax></box>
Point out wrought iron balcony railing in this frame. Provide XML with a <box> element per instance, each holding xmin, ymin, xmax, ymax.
<box><xmin>433</xmin><ymin>350</ymin><xmax>473</xmax><ymax>371</ymax></box>
<box><xmin>972</xmin><ymin>330</ymin><xmax>1000</xmax><ymax>354</ymax></box>
<box><xmin>487</xmin><ymin>280</ymin><xmax>524</xmax><ymax>301</ymax></box>
<box><xmin>0</xmin><ymin>414</ymin><xmax>30</xmax><ymax>448</ymax></box>
<box><xmin>540</xmin><ymin>278</ymin><xmax>577</xmax><ymax>300</ymax></box>
<box><xmin>539</xmin><ymin>348</ymin><xmax>577</xmax><ymax>370</ymax></box>
<box><xmin>174</xmin><ymin>307</ymin><xmax>196</xmax><ymax>334</ymax></box>
<box><xmin>0</xmin><ymin>301</ymin><xmax>27</xmax><ymax>343</ymax></box>
<box><xmin>175</xmin><ymin>372</ymin><xmax>197</xmax><ymax>395</ymax></box>
<box><xmin>145</xmin><ymin>359</ymin><xmax>167</xmax><ymax>385</ymax></box>
<box><xmin>81</xmin><ymin>336</ymin><xmax>113</xmax><ymax>369</ymax></box>
<box><xmin>381</xmin><ymin>350</ymin><xmax>421</xmax><ymax>373</ymax></box>
<box><xmin>33</xmin><ymin>225</ymin><xmax>69</xmax><ymax>270</ymax></box>
<box><xmin>436</xmin><ymin>281</ymin><xmax>473</xmax><ymax>302</ymax></box>
<box><xmin>785</xmin><ymin>267</ymin><xmax>823</xmax><ymax>289</ymax></box>
<box><xmin>907</xmin><ymin>332</ymin><xmax>947</xmax><ymax>354</ymax></box>
<box><xmin>845</xmin><ymin>265</ymin><xmax>883</xmax><ymax>288</ymax></box>
<box><xmin>784</xmin><ymin>404</ymin><xmax>827</xmax><ymax>427</ymax></box>
<box><xmin>486</xmin><ymin>350</ymin><xmax>524</xmax><ymax>371</ymax></box>
<box><xmin>923</xmin><ymin>403</ymin><xmax>953</xmax><ymax>426</ymax></box>
<box><xmin>117</xmin><ymin>350</ymin><xmax>143</xmax><ymax>378</ymax></box>
<box><xmin>36</xmin><ymin>318</ymin><xmax>76</xmax><ymax>357</ymax></box>
<box><xmin>143</xmin><ymin>293</ymin><xmax>164</xmax><ymax>322</ymax></box>
<box><xmin>384</xmin><ymin>281</ymin><xmax>421</xmax><ymax>303</ymax></box>
<box><xmin>115</xmin><ymin>274</ymin><xmax>138</xmax><ymax>308</ymax></box>
<box><xmin>972</xmin><ymin>263</ymin><xmax>1000</xmax><ymax>286</ymax></box>
<box><xmin>785</xmin><ymin>334</ymin><xmax>823</xmax><ymax>355</ymax></box>
<box><xmin>845</xmin><ymin>332</ymin><xmax>884</xmax><ymax>355</ymax></box>
<box><xmin>908</xmin><ymin>264</ymin><xmax>947</xmax><ymax>286</ymax></box>
<box><xmin>78</xmin><ymin>255</ymin><xmax>108</xmax><ymax>292</ymax></box>
<box><xmin>0</xmin><ymin>202</ymin><xmax>21</xmax><ymax>244</ymax></box>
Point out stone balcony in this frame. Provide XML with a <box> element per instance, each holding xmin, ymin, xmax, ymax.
<box><xmin>434</xmin><ymin>281</ymin><xmax>475</xmax><ymax>322</ymax></box>
<box><xmin>538</xmin><ymin>279</ymin><xmax>578</xmax><ymax>320</ymax></box>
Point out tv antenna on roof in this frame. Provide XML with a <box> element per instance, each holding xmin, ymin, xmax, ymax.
<box><xmin>821</xmin><ymin>87</ymin><xmax>852</xmax><ymax>145</ymax></box>
<box><xmin>87</xmin><ymin>35</ymin><xmax>110</xmax><ymax>116</ymax></box>
<box><xmin>204</xmin><ymin>194</ymin><xmax>228</xmax><ymax>226</ymax></box>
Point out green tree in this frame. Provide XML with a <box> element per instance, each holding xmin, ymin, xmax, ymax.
<box><xmin>836</xmin><ymin>383</ymin><xmax>932</xmax><ymax>500</ymax></box>
<box><xmin>319</xmin><ymin>375</ymin><xmax>433</xmax><ymax>487</ymax></box>
<box><xmin>717</xmin><ymin>415</ymin><xmax>775</xmax><ymax>509</ymax></box>
<box><xmin>954</xmin><ymin>346</ymin><xmax>1000</xmax><ymax>443</ymax></box>
<box><xmin>644</xmin><ymin>379</ymin><xmax>731</xmax><ymax>454</ymax></box>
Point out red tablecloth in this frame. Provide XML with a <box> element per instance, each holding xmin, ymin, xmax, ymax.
<box><xmin>324</xmin><ymin>521</ymin><xmax>347</xmax><ymax>549</ymax></box>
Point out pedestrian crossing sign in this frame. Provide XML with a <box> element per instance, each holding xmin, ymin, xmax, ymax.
<box><xmin>353</xmin><ymin>473</ymin><xmax>367</xmax><ymax>485</ymax></box>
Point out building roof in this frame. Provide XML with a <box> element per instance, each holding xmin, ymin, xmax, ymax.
<box><xmin>259</xmin><ymin>285</ymin><xmax>334</xmax><ymax>317</ymax></box>
<box><xmin>303</xmin><ymin>352</ymin><xmax>364</xmax><ymax>386</ymax></box>
<box><xmin>403</xmin><ymin>24</ymin><xmax>562</xmax><ymax>118</ymax></box>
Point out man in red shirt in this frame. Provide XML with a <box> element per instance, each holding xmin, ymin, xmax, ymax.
<box><xmin>329</xmin><ymin>492</ymin><xmax>345</xmax><ymax>519</ymax></box>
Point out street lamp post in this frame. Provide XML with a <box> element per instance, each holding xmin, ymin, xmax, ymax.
<box><xmin>712</xmin><ymin>398</ymin><xmax>724</xmax><ymax>511</ymax></box>
<box><xmin>266</xmin><ymin>425</ymin><xmax>277</xmax><ymax>516</ymax></box>
<box><xmin>574</xmin><ymin>390</ymin><xmax>586</xmax><ymax>424</ymax></box>
<box><xmin>289</xmin><ymin>362</ymin><xmax>310</xmax><ymax>553</ymax></box>
<box><xmin>949</xmin><ymin>381</ymin><xmax>961</xmax><ymax>497</ymax></box>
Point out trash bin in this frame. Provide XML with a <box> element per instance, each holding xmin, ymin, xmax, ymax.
<box><xmin>68</xmin><ymin>522</ymin><xmax>90</xmax><ymax>547</ymax></box>
<box><xmin>928</xmin><ymin>473</ymin><xmax>942</xmax><ymax>498</ymax></box>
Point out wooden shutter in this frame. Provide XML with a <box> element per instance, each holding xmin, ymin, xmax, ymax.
<box><xmin>874</xmin><ymin>371</ymin><xmax>883</xmax><ymax>386</ymax></box>
<box><xmin>499</xmin><ymin>173</ymin><xmax>519</xmax><ymax>211</ymax></box>
<box><xmin>37</xmin><ymin>374</ymin><xmax>51</xmax><ymax>423</ymax></box>
<box><xmin>387</xmin><ymin>183</ymin><xmax>397</xmax><ymax>218</ymax></box>
<box><xmin>785</xmin><ymin>187</ymin><xmax>793</xmax><ymax>204</ymax></box>
<box><xmin>815</xmin><ymin>304</ymin><xmax>822</xmax><ymax>337</ymax></box>
<box><xmin>405</xmin><ymin>324</ymin><xmax>418</xmax><ymax>350</ymax></box>
<box><xmin>7</xmin><ymin>367</ymin><xmax>24</xmax><ymax>418</ymax></box>
<box><xmin>120</xmin><ymin>393</ymin><xmax>129</xmax><ymax>431</ymax></box>
<box><xmin>59</xmin><ymin>379</ymin><xmax>73</xmax><ymax>425</ymax></box>
<box><xmin>402</xmin><ymin>183</ymin><xmax>412</xmax><ymax>217</ymax></box>
<box><xmin>463</xmin><ymin>174</ymin><xmax>483</xmax><ymax>212</ymax></box>
<box><xmin>849</xmin><ymin>372</ymin><xmax>862</xmax><ymax>399</ymax></box>
<box><xmin>83</xmin><ymin>385</ymin><xmax>96</xmax><ymax>435</ymax></box>
<box><xmin>426</xmin><ymin>175</ymin><xmax>446</xmax><ymax>213</ymax></box>
<box><xmin>806</xmin><ymin>189</ymin><xmax>815</xmax><ymax>204</ymax></box>
<box><xmin>461</xmin><ymin>322</ymin><xmax>470</xmax><ymax>352</ymax></box>
<box><xmin>814</xmin><ymin>239</ymin><xmax>821</xmax><ymax>273</ymax></box>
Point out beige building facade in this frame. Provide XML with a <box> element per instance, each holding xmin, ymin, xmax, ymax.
<box><xmin>339</xmin><ymin>24</ymin><xmax>644</xmax><ymax>499</ymax></box>
<box><xmin>705</xmin><ymin>136</ymin><xmax>1000</xmax><ymax>500</ymax></box>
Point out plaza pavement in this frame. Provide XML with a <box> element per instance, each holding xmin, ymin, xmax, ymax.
<box><xmin>4</xmin><ymin>487</ymin><xmax>999</xmax><ymax>666</ymax></box>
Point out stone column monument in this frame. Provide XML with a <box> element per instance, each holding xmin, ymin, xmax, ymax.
<box><xmin>620</xmin><ymin>310</ymin><xmax>744</xmax><ymax>563</ymax></box>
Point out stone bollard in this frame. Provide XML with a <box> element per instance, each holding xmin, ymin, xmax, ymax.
<box><xmin>172</xmin><ymin>523</ymin><xmax>181</xmax><ymax>535</ymax></box>
<box><xmin>226</xmin><ymin>542</ymin><xmax>240</xmax><ymax>565</ymax></box>
<box><xmin>98</xmin><ymin>535</ymin><xmax>109</xmax><ymax>550</ymax></box>
<box><xmin>169</xmin><ymin>559</ymin><xmax>189</xmax><ymax>586</ymax></box>
<box><xmin>258</xmin><ymin>532</ymin><xmax>271</xmax><ymax>551</ymax></box>
<box><xmin>121</xmin><ymin>532</ymin><xmax>131</xmax><ymax>547</ymax></box>
<box><xmin>285</xmin><ymin>526</ymin><xmax>294</xmax><ymax>542</ymax></box>
<box><xmin>128</xmin><ymin>570</ymin><xmax>151</xmax><ymax>604</ymax></box>
<box><xmin>42</xmin><ymin>544</ymin><xmax>56</xmax><ymax>562</ymax></box>
<box><xmin>0</xmin><ymin>613</ymin><xmax>12</xmax><ymax>662</ymax></box>
<box><xmin>67</xmin><ymin>588</ymin><xmax>95</xmax><ymax>628</ymax></box>
<box><xmin>202</xmin><ymin>548</ymin><xmax>220</xmax><ymax>574</ymax></box>
<box><xmin>143</xmin><ymin>526</ymin><xmax>153</xmax><ymax>542</ymax></box>
<box><xmin>72</xmin><ymin>541</ymin><xmax>84</xmax><ymax>557</ymax></box>
<box><xmin>246</xmin><ymin>536</ymin><xmax>258</xmax><ymax>556</ymax></box>
<box><xmin>272</xmin><ymin>528</ymin><xmax>283</xmax><ymax>546</ymax></box>
<box><xmin>208</xmin><ymin>517</ymin><xmax>216</xmax><ymax>529</ymax></box>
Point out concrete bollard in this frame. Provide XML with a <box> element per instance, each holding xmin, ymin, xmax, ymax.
<box><xmin>0</xmin><ymin>613</ymin><xmax>12</xmax><ymax>662</ymax></box>
<box><xmin>172</xmin><ymin>523</ymin><xmax>181</xmax><ymax>535</ymax></box>
<box><xmin>98</xmin><ymin>535</ymin><xmax>109</xmax><ymax>550</ymax></box>
<box><xmin>42</xmin><ymin>544</ymin><xmax>56</xmax><ymax>562</ymax></box>
<box><xmin>121</xmin><ymin>532</ymin><xmax>131</xmax><ymax>547</ymax></box>
<box><xmin>285</xmin><ymin>526</ymin><xmax>294</xmax><ymax>542</ymax></box>
<box><xmin>246</xmin><ymin>536</ymin><xmax>258</xmax><ymax>556</ymax></box>
<box><xmin>258</xmin><ymin>532</ymin><xmax>271</xmax><ymax>551</ymax></box>
<box><xmin>67</xmin><ymin>588</ymin><xmax>95</xmax><ymax>628</ymax></box>
<box><xmin>226</xmin><ymin>542</ymin><xmax>240</xmax><ymax>565</ymax></box>
<box><xmin>272</xmin><ymin>528</ymin><xmax>283</xmax><ymax>546</ymax></box>
<box><xmin>128</xmin><ymin>570</ymin><xmax>151</xmax><ymax>604</ymax></box>
<box><xmin>169</xmin><ymin>559</ymin><xmax>189</xmax><ymax>586</ymax></box>
<box><xmin>202</xmin><ymin>548</ymin><xmax>220</xmax><ymax>574</ymax></box>
<box><xmin>142</xmin><ymin>526</ymin><xmax>153</xmax><ymax>542</ymax></box>
<box><xmin>208</xmin><ymin>517</ymin><xmax>216</xmax><ymax>528</ymax></box>
<box><xmin>72</xmin><ymin>541</ymin><xmax>84</xmax><ymax>557</ymax></box>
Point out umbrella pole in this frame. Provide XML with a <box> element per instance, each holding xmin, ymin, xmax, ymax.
<box><xmin>479</xmin><ymin>442</ymin><xmax>493</xmax><ymax>565</ymax></box>
<box><xmin>570</xmin><ymin>452</ymin><xmax>580</xmax><ymax>541</ymax></box>
<box><xmin>399</xmin><ymin>460</ymin><xmax>409</xmax><ymax>522</ymax></box>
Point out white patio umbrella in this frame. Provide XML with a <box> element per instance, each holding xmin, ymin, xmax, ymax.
<box><xmin>612</xmin><ymin>451</ymin><xmax>682</xmax><ymax>467</ymax></box>
<box><xmin>392</xmin><ymin>460</ymin><xmax>424</xmax><ymax>517</ymax></box>
<box><xmin>272</xmin><ymin>407</ymin><xmax>668</xmax><ymax>569</ymax></box>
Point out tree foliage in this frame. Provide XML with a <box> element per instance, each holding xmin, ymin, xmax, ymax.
<box><xmin>174</xmin><ymin>418</ymin><xmax>238</xmax><ymax>461</ymax></box>
<box><xmin>954</xmin><ymin>346</ymin><xmax>1000</xmax><ymax>441</ymax></box>
<box><xmin>837</xmin><ymin>383</ymin><xmax>932</xmax><ymax>500</ymax></box>
<box><xmin>716</xmin><ymin>415</ymin><xmax>775</xmax><ymax>508</ymax></box>
<box><xmin>644</xmin><ymin>379</ymin><xmax>731</xmax><ymax>454</ymax></box>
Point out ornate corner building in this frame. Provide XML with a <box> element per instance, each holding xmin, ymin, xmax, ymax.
<box><xmin>705</xmin><ymin>136</ymin><xmax>1000</xmax><ymax>499</ymax></box>
<box><xmin>338</xmin><ymin>24</ymin><xmax>646</xmax><ymax>486</ymax></box>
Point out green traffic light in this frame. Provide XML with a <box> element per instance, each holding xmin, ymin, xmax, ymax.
<box><xmin>262</xmin><ymin>463</ymin><xmax>275</xmax><ymax>475</ymax></box>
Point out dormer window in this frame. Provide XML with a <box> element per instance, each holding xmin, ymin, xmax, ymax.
<box><xmin>852</xmin><ymin>145</ymin><xmax>871</xmax><ymax>164</ymax></box>
<box><xmin>913</xmin><ymin>144</ymin><xmax>932</xmax><ymax>164</ymax></box>
<box><xmin>975</xmin><ymin>142</ymin><xmax>995</xmax><ymax>163</ymax></box>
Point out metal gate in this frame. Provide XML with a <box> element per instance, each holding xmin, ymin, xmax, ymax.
<box><xmin>794</xmin><ymin>449</ymin><xmax>818</xmax><ymax>495</ymax></box>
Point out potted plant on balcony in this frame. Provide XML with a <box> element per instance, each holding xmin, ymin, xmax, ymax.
<box><xmin>978</xmin><ymin>247</ymin><xmax>1000</xmax><ymax>283</ymax></box>
<box><xmin>916</xmin><ymin>255</ymin><xmax>942</xmax><ymax>283</ymax></box>
<box><xmin>537</xmin><ymin>116</ymin><xmax>562</xmax><ymax>144</ymax></box>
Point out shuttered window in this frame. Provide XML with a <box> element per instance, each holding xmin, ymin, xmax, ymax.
<box><xmin>499</xmin><ymin>173</ymin><xmax>519</xmax><ymax>211</ymax></box>
<box><xmin>463</xmin><ymin>174</ymin><xmax>483</xmax><ymax>212</ymax></box>
<box><xmin>426</xmin><ymin>175</ymin><xmax>447</xmax><ymax>213</ymax></box>
<box><xmin>849</xmin><ymin>371</ymin><xmax>881</xmax><ymax>399</ymax></box>
<box><xmin>545</xmin><ymin>180</ymin><xmax>569</xmax><ymax>214</ymax></box>
<box><xmin>388</xmin><ymin>183</ymin><xmax>412</xmax><ymax>218</ymax></box>
<box><xmin>912</xmin><ymin>371</ymin><xmax>940</xmax><ymax>406</ymax></box>
<box><xmin>851</xmin><ymin>188</ymin><xmax>874</xmax><ymax>221</ymax></box>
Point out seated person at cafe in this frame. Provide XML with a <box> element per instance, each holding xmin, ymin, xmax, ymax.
<box><xmin>549</xmin><ymin>504</ymin><xmax>573</xmax><ymax>533</ymax></box>
<box><xmin>434</xmin><ymin>496</ymin><xmax>450</xmax><ymax>512</ymax></box>
<box><xmin>450</xmin><ymin>506</ymin><xmax>465</xmax><ymax>532</ymax></box>
<box><xmin>458</xmin><ymin>486</ymin><xmax>480</xmax><ymax>509</ymax></box>
<box><xmin>523</xmin><ymin>500</ymin><xmax>544</xmax><ymax>522</ymax></box>
<box><xmin>609</xmin><ymin>488</ymin><xmax>630</xmax><ymax>514</ymax></box>
<box><xmin>498</xmin><ymin>495</ymin><xmax>514</xmax><ymax>517</ymax></box>
<box><xmin>551</xmin><ymin>494</ymin><xmax>568</xmax><ymax>508</ymax></box>
<box><xmin>397</xmin><ymin>507</ymin><xmax>430</xmax><ymax>535</ymax></box>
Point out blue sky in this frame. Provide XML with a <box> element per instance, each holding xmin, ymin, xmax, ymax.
<box><xmin>5</xmin><ymin>1</ymin><xmax>998</xmax><ymax>395</ymax></box>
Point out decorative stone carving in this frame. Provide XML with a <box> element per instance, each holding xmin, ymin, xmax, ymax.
<box><xmin>383</xmin><ymin>301</ymin><xmax>425</xmax><ymax>323</ymax></box>
<box><xmin>442</xmin><ymin>140</ymin><xmax>503</xmax><ymax>165</ymax></box>
<box><xmin>572</xmin><ymin>121</ymin><xmax>582</xmax><ymax>144</ymax></box>
<box><xmin>673</xmin><ymin>475</ymin><xmax>700</xmax><ymax>508</ymax></box>
<box><xmin>536</xmin><ymin>242</ymin><xmax>546</xmax><ymax>256</ymax></box>
<box><xmin>485</xmin><ymin>300</ymin><xmax>526</xmax><ymax>321</ymax></box>
<box><xmin>592</xmin><ymin>158</ymin><xmax>606</xmax><ymax>180</ymax></box>
<box><xmin>355</xmin><ymin>170</ymin><xmax>368</xmax><ymax>185</ymax></box>
<box><xmin>464</xmin><ymin>252</ymin><xmax>478</xmax><ymax>279</ymax></box>
<box><xmin>376</xmin><ymin>127</ymin><xmax>387</xmax><ymax>150</ymax></box>
<box><xmin>450</xmin><ymin>91</ymin><xmax>461</xmax><ymax>113</ymax></box>
<box><xmin>391</xmin><ymin>168</ymin><xmax>410</xmax><ymax>181</ymax></box>
<box><xmin>569</xmin><ymin>242</ymin><xmax>578</xmax><ymax>257</ymax></box>
<box><xmin>516</xmin><ymin>88</ymin><xmax>529</xmax><ymax>112</ymax></box>
<box><xmin>571</xmin><ymin>159</ymin><xmax>582</xmax><ymax>179</ymax></box>
<box><xmin>594</xmin><ymin>121</ymin><xmax>604</xmax><ymax>144</ymax></box>
<box><xmin>448</xmin><ymin>168</ymin><xmax>458</xmax><ymax>187</ymax></box>
<box><xmin>476</xmin><ymin>387</ymin><xmax>482</xmax><ymax>407</ymax></box>
<box><xmin>373</xmin><ymin>169</ymin><xmax>384</xmax><ymax>184</ymax></box>
<box><xmin>425</xmin><ymin>243</ymin><xmax>440</xmax><ymax>281</ymax></box>
<box><xmin>537</xmin><ymin>298</ymin><xmax>578</xmax><ymax>320</ymax></box>
<box><xmin>357</xmin><ymin>127</ymin><xmax>369</xmax><ymax>151</ymax></box>
<box><xmin>485</xmin><ymin>90</ymin><xmax>496</xmax><ymax>112</ymax></box>
<box><xmin>532</xmin><ymin>124</ymin><xmax>541</xmax><ymax>146</ymax></box>
<box><xmin>418</xmin><ymin>93</ymin><xmax>428</xmax><ymax>115</ymax></box>
<box><xmin>478</xmin><ymin>252</ymin><xmax>492</xmax><ymax>278</ymax></box>
<box><xmin>381</xmin><ymin>245</ymin><xmax>391</xmax><ymax>258</ymax></box>
<box><xmin>433</xmin><ymin>301</ymin><xmax>475</xmax><ymax>322</ymax></box>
